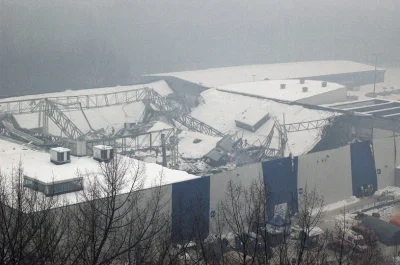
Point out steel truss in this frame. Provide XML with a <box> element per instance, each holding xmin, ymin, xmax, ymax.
<box><xmin>44</xmin><ymin>99</ymin><xmax>86</xmax><ymax>140</ymax></box>
<box><xmin>86</xmin><ymin>128</ymin><xmax>176</xmax><ymax>155</ymax></box>
<box><xmin>145</xmin><ymin>90</ymin><xmax>224</xmax><ymax>137</ymax></box>
<box><xmin>0</xmin><ymin>88</ymin><xmax>149</xmax><ymax>114</ymax></box>
<box><xmin>284</xmin><ymin>118</ymin><xmax>334</xmax><ymax>132</ymax></box>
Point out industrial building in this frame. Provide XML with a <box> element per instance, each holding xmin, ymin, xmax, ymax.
<box><xmin>146</xmin><ymin>60</ymin><xmax>385</xmax><ymax>92</ymax></box>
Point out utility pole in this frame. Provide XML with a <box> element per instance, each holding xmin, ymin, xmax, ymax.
<box><xmin>373</xmin><ymin>53</ymin><xmax>379</xmax><ymax>95</ymax></box>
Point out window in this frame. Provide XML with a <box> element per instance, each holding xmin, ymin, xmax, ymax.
<box><xmin>110</xmin><ymin>149</ymin><xmax>114</xmax><ymax>159</ymax></box>
<box><xmin>101</xmin><ymin>149</ymin><xmax>107</xmax><ymax>159</ymax></box>
<box><xmin>67</xmin><ymin>151</ymin><xmax>70</xmax><ymax>161</ymax></box>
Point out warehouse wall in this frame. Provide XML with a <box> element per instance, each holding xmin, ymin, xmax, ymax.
<box><xmin>301</xmin><ymin>70</ymin><xmax>385</xmax><ymax>87</ymax></box>
<box><xmin>297</xmin><ymin>87</ymin><xmax>348</xmax><ymax>105</ymax></box>
<box><xmin>209</xmin><ymin>163</ymin><xmax>263</xmax><ymax>234</ymax></box>
<box><xmin>171</xmin><ymin>177</ymin><xmax>210</xmax><ymax>241</ymax></box>
<box><xmin>350</xmin><ymin>141</ymin><xmax>378</xmax><ymax>197</ymax></box>
<box><xmin>262</xmin><ymin>157</ymin><xmax>298</xmax><ymax>219</ymax></box>
<box><xmin>297</xmin><ymin>145</ymin><xmax>353</xmax><ymax>205</ymax></box>
<box><xmin>373</xmin><ymin>137</ymin><xmax>396</xmax><ymax>189</ymax></box>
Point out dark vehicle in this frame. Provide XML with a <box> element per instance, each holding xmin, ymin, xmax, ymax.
<box><xmin>326</xmin><ymin>240</ymin><xmax>351</xmax><ymax>254</ymax></box>
<box><xmin>351</xmin><ymin>225</ymin><xmax>379</xmax><ymax>244</ymax></box>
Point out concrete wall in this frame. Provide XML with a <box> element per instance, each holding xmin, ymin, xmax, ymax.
<box><xmin>297</xmin><ymin>87</ymin><xmax>348</xmax><ymax>105</ymax></box>
<box><xmin>297</xmin><ymin>145</ymin><xmax>353</xmax><ymax>205</ymax></box>
<box><xmin>373</xmin><ymin>138</ymin><xmax>396</xmax><ymax>189</ymax></box>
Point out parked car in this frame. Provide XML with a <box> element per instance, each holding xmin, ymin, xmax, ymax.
<box><xmin>351</xmin><ymin>225</ymin><xmax>379</xmax><ymax>244</ymax></box>
<box><xmin>326</xmin><ymin>240</ymin><xmax>351</xmax><ymax>254</ymax></box>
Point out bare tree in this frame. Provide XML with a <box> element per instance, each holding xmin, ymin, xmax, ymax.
<box><xmin>68</xmin><ymin>155</ymin><xmax>170</xmax><ymax>265</ymax></box>
<box><xmin>0</xmin><ymin>162</ymin><xmax>69</xmax><ymax>265</ymax></box>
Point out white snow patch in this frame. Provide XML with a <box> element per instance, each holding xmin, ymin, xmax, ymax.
<box><xmin>0</xmin><ymin>80</ymin><xmax>173</xmax><ymax>102</ymax></box>
<box><xmin>0</xmin><ymin>139</ymin><xmax>198</xmax><ymax>205</ymax></box>
<box><xmin>148</xmin><ymin>61</ymin><xmax>381</xmax><ymax>87</ymax></box>
<box><xmin>190</xmin><ymin>89</ymin><xmax>338</xmax><ymax>156</ymax></box>
<box><xmin>317</xmin><ymin>196</ymin><xmax>360</xmax><ymax>215</ymax></box>
<box><xmin>374</xmin><ymin>186</ymin><xmax>400</xmax><ymax>197</ymax></box>
<box><xmin>178</xmin><ymin>131</ymin><xmax>222</xmax><ymax>159</ymax></box>
<box><xmin>147</xmin><ymin>121</ymin><xmax>174</xmax><ymax>132</ymax></box>
<box><xmin>364</xmin><ymin>205</ymin><xmax>394</xmax><ymax>219</ymax></box>
<box><xmin>218</xmin><ymin>79</ymin><xmax>344</xmax><ymax>102</ymax></box>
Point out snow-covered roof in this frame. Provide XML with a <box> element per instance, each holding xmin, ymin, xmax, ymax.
<box><xmin>14</xmin><ymin>101</ymin><xmax>145</xmax><ymax>136</ymax></box>
<box><xmin>93</xmin><ymin>145</ymin><xmax>113</xmax><ymax>150</ymax></box>
<box><xmin>51</xmin><ymin>147</ymin><xmax>71</xmax><ymax>153</ymax></box>
<box><xmin>148</xmin><ymin>61</ymin><xmax>382</xmax><ymax>87</ymax></box>
<box><xmin>0</xmin><ymin>80</ymin><xmax>173</xmax><ymax>102</ymax></box>
<box><xmin>218</xmin><ymin>79</ymin><xmax>345</xmax><ymax>102</ymax></box>
<box><xmin>178</xmin><ymin>131</ymin><xmax>222</xmax><ymax>159</ymax></box>
<box><xmin>0</xmin><ymin>139</ymin><xmax>198</xmax><ymax>193</ymax></box>
<box><xmin>190</xmin><ymin>89</ymin><xmax>339</xmax><ymax>156</ymax></box>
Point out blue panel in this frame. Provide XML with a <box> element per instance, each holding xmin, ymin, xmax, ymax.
<box><xmin>350</xmin><ymin>141</ymin><xmax>378</xmax><ymax>197</ymax></box>
<box><xmin>262</xmin><ymin>157</ymin><xmax>298</xmax><ymax>220</ymax></box>
<box><xmin>171</xmin><ymin>177</ymin><xmax>210</xmax><ymax>242</ymax></box>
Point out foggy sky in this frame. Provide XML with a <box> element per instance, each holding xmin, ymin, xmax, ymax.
<box><xmin>1</xmin><ymin>0</ymin><xmax>400</xmax><ymax>95</ymax></box>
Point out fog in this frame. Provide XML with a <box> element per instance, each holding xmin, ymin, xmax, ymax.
<box><xmin>1</xmin><ymin>0</ymin><xmax>399</xmax><ymax>97</ymax></box>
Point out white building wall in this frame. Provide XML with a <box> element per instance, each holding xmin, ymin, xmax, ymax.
<box><xmin>395</xmin><ymin>137</ymin><xmax>400</xmax><ymax>167</ymax></box>
<box><xmin>296</xmin><ymin>87</ymin><xmax>347</xmax><ymax>105</ymax></box>
<box><xmin>297</xmin><ymin>145</ymin><xmax>353</xmax><ymax>205</ymax></box>
<box><xmin>373</xmin><ymin>137</ymin><xmax>395</xmax><ymax>189</ymax></box>
<box><xmin>209</xmin><ymin>163</ymin><xmax>263</xmax><ymax>233</ymax></box>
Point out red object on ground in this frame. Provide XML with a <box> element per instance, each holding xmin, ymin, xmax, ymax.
<box><xmin>390</xmin><ymin>216</ymin><xmax>400</xmax><ymax>227</ymax></box>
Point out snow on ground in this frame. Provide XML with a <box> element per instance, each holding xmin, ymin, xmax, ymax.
<box><xmin>147</xmin><ymin>121</ymin><xmax>174</xmax><ymax>132</ymax></box>
<box><xmin>0</xmin><ymin>80</ymin><xmax>173</xmax><ymax>102</ymax></box>
<box><xmin>178</xmin><ymin>131</ymin><xmax>222</xmax><ymax>159</ymax></box>
<box><xmin>0</xmin><ymin>139</ymin><xmax>198</xmax><ymax>205</ymax></box>
<box><xmin>375</xmin><ymin>186</ymin><xmax>400</xmax><ymax>197</ymax></box>
<box><xmin>364</xmin><ymin>205</ymin><xmax>394</xmax><ymax>220</ymax></box>
<box><xmin>218</xmin><ymin>79</ymin><xmax>344</xmax><ymax>102</ymax></box>
<box><xmin>14</xmin><ymin>102</ymin><xmax>145</xmax><ymax>135</ymax></box>
<box><xmin>190</xmin><ymin>89</ymin><xmax>339</xmax><ymax>156</ymax></box>
<box><xmin>148</xmin><ymin>61</ymin><xmax>379</xmax><ymax>87</ymax></box>
<box><xmin>313</xmin><ymin>196</ymin><xmax>360</xmax><ymax>216</ymax></box>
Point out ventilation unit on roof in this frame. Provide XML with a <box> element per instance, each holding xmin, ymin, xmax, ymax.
<box><xmin>302</xmin><ymin>87</ymin><xmax>308</xmax><ymax>92</ymax></box>
<box><xmin>93</xmin><ymin>145</ymin><xmax>114</xmax><ymax>162</ymax></box>
<box><xmin>280</xmin><ymin>84</ymin><xmax>286</xmax><ymax>89</ymax></box>
<box><xmin>300</xmin><ymin>79</ymin><xmax>305</xmax><ymax>84</ymax></box>
<box><xmin>322</xmin><ymin>81</ymin><xmax>327</xmax><ymax>87</ymax></box>
<box><xmin>50</xmin><ymin>147</ymin><xmax>71</xmax><ymax>165</ymax></box>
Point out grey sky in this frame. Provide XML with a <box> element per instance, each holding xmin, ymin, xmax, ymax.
<box><xmin>1</xmin><ymin>0</ymin><xmax>400</xmax><ymax>94</ymax></box>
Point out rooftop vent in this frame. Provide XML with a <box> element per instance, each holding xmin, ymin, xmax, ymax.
<box><xmin>50</xmin><ymin>147</ymin><xmax>71</xmax><ymax>165</ymax></box>
<box><xmin>322</xmin><ymin>81</ymin><xmax>327</xmax><ymax>87</ymax></box>
<box><xmin>280</xmin><ymin>84</ymin><xmax>286</xmax><ymax>89</ymax></box>
<box><xmin>302</xmin><ymin>87</ymin><xmax>308</xmax><ymax>92</ymax></box>
<box><xmin>300</xmin><ymin>79</ymin><xmax>305</xmax><ymax>84</ymax></box>
<box><xmin>93</xmin><ymin>145</ymin><xmax>114</xmax><ymax>162</ymax></box>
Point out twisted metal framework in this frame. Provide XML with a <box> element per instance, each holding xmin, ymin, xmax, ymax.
<box><xmin>43</xmin><ymin>99</ymin><xmax>87</xmax><ymax>140</ymax></box>
<box><xmin>145</xmin><ymin>90</ymin><xmax>224</xmax><ymax>137</ymax></box>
